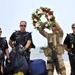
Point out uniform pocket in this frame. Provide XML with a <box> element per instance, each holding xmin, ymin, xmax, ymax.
<box><xmin>44</xmin><ymin>47</ymin><xmax>52</xmax><ymax>56</ymax></box>
<box><xmin>56</xmin><ymin>44</ymin><xmax>64</xmax><ymax>54</ymax></box>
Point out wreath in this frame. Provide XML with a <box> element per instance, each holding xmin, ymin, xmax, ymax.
<box><xmin>31</xmin><ymin>7</ymin><xmax>55</xmax><ymax>30</ymax></box>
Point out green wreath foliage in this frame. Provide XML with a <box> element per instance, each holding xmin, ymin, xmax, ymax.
<box><xmin>32</xmin><ymin>7</ymin><xmax>55</xmax><ymax>30</ymax></box>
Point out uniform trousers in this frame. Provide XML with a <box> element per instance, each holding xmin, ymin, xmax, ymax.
<box><xmin>47</xmin><ymin>54</ymin><xmax>66</xmax><ymax>75</ymax></box>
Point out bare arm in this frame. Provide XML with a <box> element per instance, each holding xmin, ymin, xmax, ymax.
<box><xmin>9</xmin><ymin>39</ymin><xmax>13</xmax><ymax>48</ymax></box>
<box><xmin>5</xmin><ymin>49</ymin><xmax>10</xmax><ymax>59</ymax></box>
<box><xmin>63</xmin><ymin>44</ymin><xmax>70</xmax><ymax>52</ymax></box>
<box><xmin>39</xmin><ymin>29</ymin><xmax>49</xmax><ymax>39</ymax></box>
<box><xmin>25</xmin><ymin>40</ymin><xmax>31</xmax><ymax>49</ymax></box>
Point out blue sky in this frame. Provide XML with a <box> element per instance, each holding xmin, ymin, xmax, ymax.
<box><xmin>0</xmin><ymin>0</ymin><xmax>75</xmax><ymax>47</ymax></box>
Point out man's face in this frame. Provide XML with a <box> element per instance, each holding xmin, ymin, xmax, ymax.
<box><xmin>20</xmin><ymin>21</ymin><xmax>26</xmax><ymax>32</ymax></box>
<box><xmin>72</xmin><ymin>25</ymin><xmax>75</xmax><ymax>33</ymax></box>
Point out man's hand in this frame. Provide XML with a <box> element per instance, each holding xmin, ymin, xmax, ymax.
<box><xmin>18</xmin><ymin>45</ymin><xmax>26</xmax><ymax>55</ymax></box>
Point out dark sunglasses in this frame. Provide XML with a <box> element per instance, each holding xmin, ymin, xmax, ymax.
<box><xmin>52</xmin><ymin>25</ymin><xmax>56</xmax><ymax>27</ymax></box>
<box><xmin>20</xmin><ymin>25</ymin><xmax>26</xmax><ymax>27</ymax></box>
<box><xmin>72</xmin><ymin>27</ymin><xmax>75</xmax><ymax>29</ymax></box>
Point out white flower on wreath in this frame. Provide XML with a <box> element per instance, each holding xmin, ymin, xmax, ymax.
<box><xmin>45</xmin><ymin>24</ymin><xmax>48</xmax><ymax>27</ymax></box>
<box><xmin>35</xmin><ymin>22</ymin><xmax>40</xmax><ymax>27</ymax></box>
<box><xmin>48</xmin><ymin>15</ymin><xmax>52</xmax><ymax>20</ymax></box>
<box><xmin>38</xmin><ymin>9</ymin><xmax>43</xmax><ymax>14</ymax></box>
<box><xmin>34</xmin><ymin>19</ymin><xmax>37</xmax><ymax>21</ymax></box>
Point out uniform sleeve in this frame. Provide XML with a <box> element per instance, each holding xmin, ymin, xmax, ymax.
<box><xmin>58</xmin><ymin>29</ymin><xmax>64</xmax><ymax>37</ymax></box>
<box><xmin>10</xmin><ymin>32</ymin><xmax>15</xmax><ymax>41</ymax></box>
<box><xmin>28</xmin><ymin>33</ymin><xmax>32</xmax><ymax>41</ymax></box>
<box><xmin>39</xmin><ymin>30</ymin><xmax>48</xmax><ymax>39</ymax></box>
<box><xmin>28</xmin><ymin>33</ymin><xmax>35</xmax><ymax>48</ymax></box>
<box><xmin>4</xmin><ymin>40</ymin><xmax>9</xmax><ymax>50</ymax></box>
<box><xmin>63</xmin><ymin>35</ymin><xmax>70</xmax><ymax>49</ymax></box>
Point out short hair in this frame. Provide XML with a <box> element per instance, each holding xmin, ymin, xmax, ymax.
<box><xmin>71</xmin><ymin>23</ymin><xmax>75</xmax><ymax>28</ymax></box>
<box><xmin>20</xmin><ymin>21</ymin><xmax>27</xmax><ymax>25</ymax></box>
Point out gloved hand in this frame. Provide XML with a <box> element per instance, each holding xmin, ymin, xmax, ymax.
<box><xmin>6</xmin><ymin>58</ymin><xmax>11</xmax><ymax>65</ymax></box>
<box><xmin>18</xmin><ymin>45</ymin><xmax>26</xmax><ymax>55</ymax></box>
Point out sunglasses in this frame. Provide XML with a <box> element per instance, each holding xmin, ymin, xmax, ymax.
<box><xmin>52</xmin><ymin>25</ymin><xmax>56</xmax><ymax>27</ymax></box>
<box><xmin>20</xmin><ymin>25</ymin><xmax>26</xmax><ymax>27</ymax></box>
<box><xmin>72</xmin><ymin>27</ymin><xmax>75</xmax><ymax>29</ymax></box>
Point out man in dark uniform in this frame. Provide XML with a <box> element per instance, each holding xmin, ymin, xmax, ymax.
<box><xmin>0</xmin><ymin>28</ymin><xmax>10</xmax><ymax>75</ymax></box>
<box><xmin>9</xmin><ymin>21</ymin><xmax>34</xmax><ymax>75</ymax></box>
<box><xmin>63</xmin><ymin>23</ymin><xmax>75</xmax><ymax>75</ymax></box>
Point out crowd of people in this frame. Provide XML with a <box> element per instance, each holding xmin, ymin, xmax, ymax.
<box><xmin>0</xmin><ymin>20</ymin><xmax>75</xmax><ymax>75</ymax></box>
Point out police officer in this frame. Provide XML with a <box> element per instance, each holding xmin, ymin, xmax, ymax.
<box><xmin>39</xmin><ymin>22</ymin><xmax>66</xmax><ymax>75</ymax></box>
<box><xmin>63</xmin><ymin>23</ymin><xmax>75</xmax><ymax>75</ymax></box>
<box><xmin>9</xmin><ymin>21</ymin><xmax>33</xmax><ymax>75</ymax></box>
<box><xmin>0</xmin><ymin>28</ymin><xmax>10</xmax><ymax>75</ymax></box>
